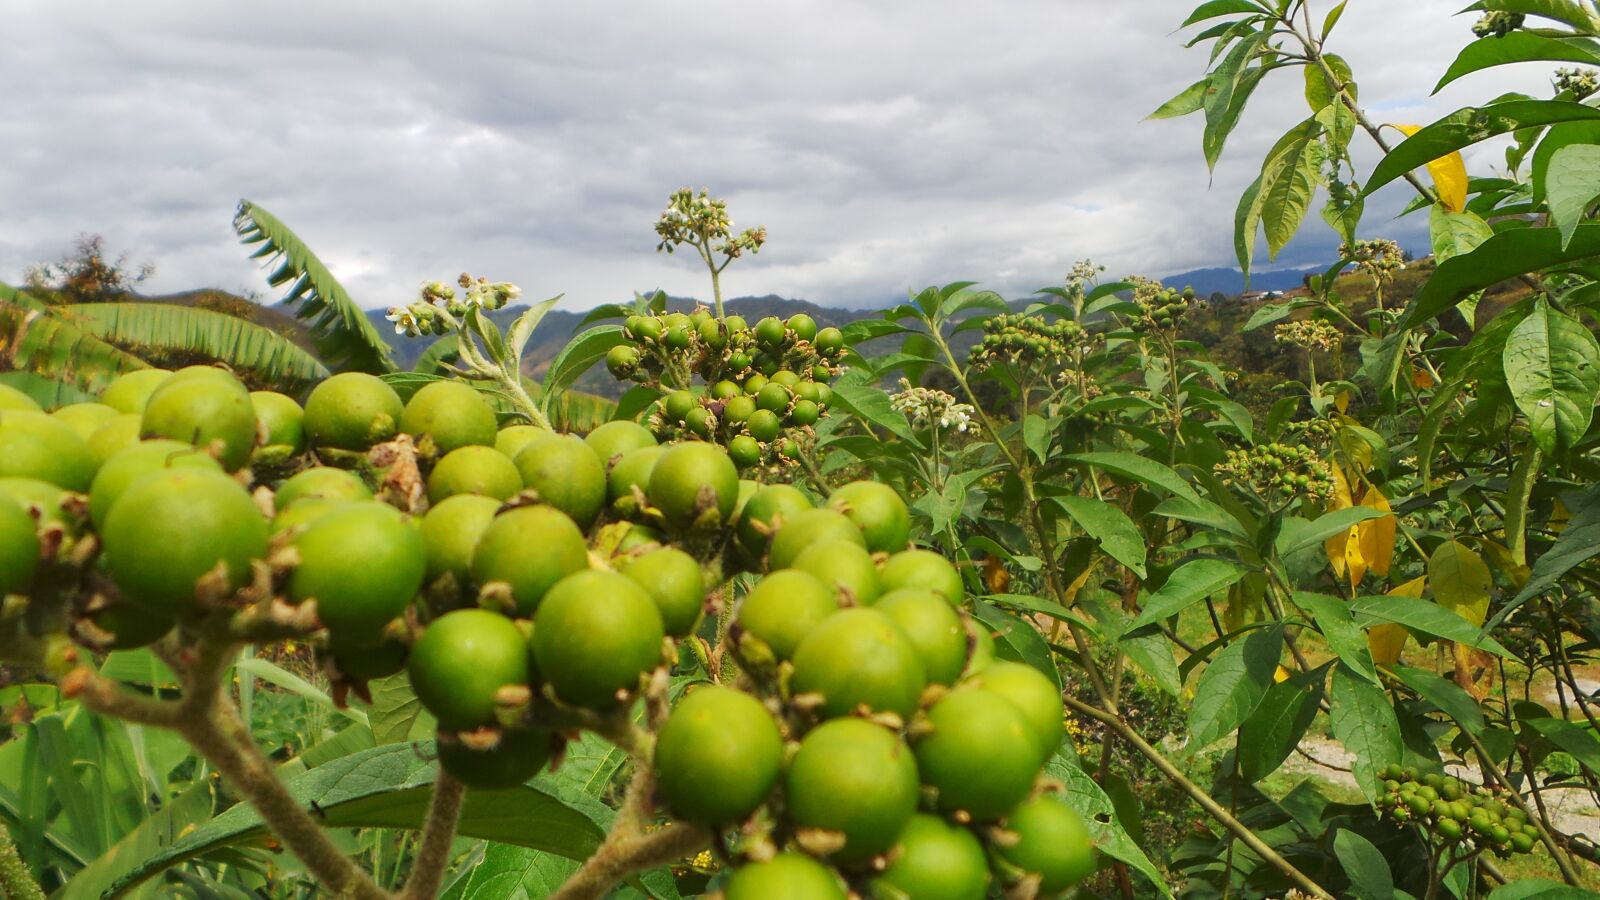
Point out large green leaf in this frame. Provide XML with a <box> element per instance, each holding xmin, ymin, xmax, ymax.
<box><xmin>233</xmin><ymin>200</ymin><xmax>396</xmax><ymax>374</ymax></box>
<box><xmin>1399</xmin><ymin>224</ymin><xmax>1600</xmax><ymax>327</ymax></box>
<box><xmin>1127</xmin><ymin>558</ymin><xmax>1247</xmax><ymax>631</ymax></box>
<box><xmin>1186</xmin><ymin>624</ymin><xmax>1282</xmax><ymax>751</ymax></box>
<box><xmin>1050</xmin><ymin>496</ymin><xmax>1146</xmax><ymax>578</ymax></box>
<box><xmin>1237</xmin><ymin>670</ymin><xmax>1324</xmax><ymax>782</ymax></box>
<box><xmin>0</xmin><ymin>372</ymin><xmax>98</xmax><ymax>410</ymax></box>
<box><xmin>1502</xmin><ymin>481</ymin><xmax>1600</xmax><ymax>622</ymax></box>
<box><xmin>1390</xmin><ymin>665</ymin><xmax>1487</xmax><ymax>735</ymax></box>
<box><xmin>1042</xmin><ymin>752</ymin><xmax>1170</xmax><ymax>897</ymax></box>
<box><xmin>1203</xmin><ymin>33</ymin><xmax>1270</xmax><ymax>172</ymax></box>
<box><xmin>1333</xmin><ymin>829</ymin><xmax>1394</xmax><ymax>900</ymax></box>
<box><xmin>1502</xmin><ymin>297</ymin><xmax>1600</xmax><ymax>454</ymax></box>
<box><xmin>971</xmin><ymin>601</ymin><xmax>1061</xmax><ymax>691</ymax></box>
<box><xmin>1368</xmin><ymin>100</ymin><xmax>1600</xmax><ymax>197</ymax></box>
<box><xmin>541</xmin><ymin>324</ymin><xmax>625</xmax><ymax>416</ymax></box>
<box><xmin>1293</xmin><ymin>592</ymin><xmax>1378</xmax><ymax>684</ymax></box>
<box><xmin>1059</xmin><ymin>452</ymin><xmax>1201</xmax><ymax>503</ymax></box>
<box><xmin>1253</xmin><ymin>119</ymin><xmax>1326</xmax><ymax>258</ymax></box>
<box><xmin>1350</xmin><ymin>595</ymin><xmax>1516</xmax><ymax>659</ymax></box>
<box><xmin>1328</xmin><ymin>661</ymin><xmax>1401</xmax><ymax>802</ymax></box>
<box><xmin>1434</xmin><ymin>32</ymin><xmax>1600</xmax><ymax>93</ymax></box>
<box><xmin>106</xmin><ymin>742</ymin><xmax>615</xmax><ymax>895</ymax></box>
<box><xmin>62</xmin><ymin>303</ymin><xmax>329</xmax><ymax>393</ymax></box>
<box><xmin>1546</xmin><ymin>144</ymin><xmax>1600</xmax><ymax>248</ymax></box>
<box><xmin>0</xmin><ymin>284</ymin><xmax>150</xmax><ymax>395</ymax></box>
<box><xmin>1429</xmin><ymin>205</ymin><xmax>1494</xmax><ymax>263</ymax></box>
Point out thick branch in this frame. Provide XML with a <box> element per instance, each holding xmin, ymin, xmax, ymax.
<box><xmin>398</xmin><ymin>772</ymin><xmax>466</xmax><ymax>900</ymax></box>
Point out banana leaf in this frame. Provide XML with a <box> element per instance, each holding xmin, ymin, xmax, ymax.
<box><xmin>0</xmin><ymin>283</ymin><xmax>150</xmax><ymax>396</ymax></box>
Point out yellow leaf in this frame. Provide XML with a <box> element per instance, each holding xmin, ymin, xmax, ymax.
<box><xmin>1367</xmin><ymin>576</ymin><xmax>1425</xmax><ymax>665</ymax></box>
<box><xmin>1357</xmin><ymin>484</ymin><xmax>1395</xmax><ymax>578</ymax></box>
<box><xmin>1392</xmin><ymin>124</ymin><xmax>1468</xmax><ymax>212</ymax></box>
<box><xmin>1335</xmin><ymin>390</ymin><xmax>1351</xmax><ymax>413</ymax></box>
<box><xmin>1411</xmin><ymin>366</ymin><xmax>1436</xmax><ymax>389</ymax></box>
<box><xmin>1273</xmin><ymin>665</ymin><xmax>1292</xmax><ymax>684</ymax></box>
<box><xmin>1428</xmin><ymin>540</ymin><xmax>1491</xmax><ymax>627</ymax></box>
<box><xmin>1325</xmin><ymin>463</ymin><xmax>1356</xmax><ymax>581</ymax></box>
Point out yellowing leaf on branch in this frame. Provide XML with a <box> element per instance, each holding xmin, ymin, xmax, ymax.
<box><xmin>1390</xmin><ymin>124</ymin><xmax>1468</xmax><ymax>212</ymax></box>
<box><xmin>1368</xmin><ymin>575</ymin><xmax>1426</xmax><ymax>665</ymax></box>
<box><xmin>1324</xmin><ymin>464</ymin><xmax>1397</xmax><ymax>591</ymax></box>
<box><xmin>1428</xmin><ymin>539</ymin><xmax>1491</xmax><ymax>627</ymax></box>
<box><xmin>1357</xmin><ymin>484</ymin><xmax>1395</xmax><ymax>578</ymax></box>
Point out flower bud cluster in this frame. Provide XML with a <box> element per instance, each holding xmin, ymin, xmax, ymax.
<box><xmin>889</xmin><ymin>378</ymin><xmax>975</xmax><ymax>432</ymax></box>
<box><xmin>386</xmin><ymin>274</ymin><xmax>522</xmax><ymax>337</ymax></box>
<box><xmin>1340</xmin><ymin>239</ymin><xmax>1405</xmax><ymax>281</ymax></box>
<box><xmin>655</xmin><ymin>188</ymin><xmax>767</xmax><ymax>260</ymax></box>
<box><xmin>1274</xmin><ymin>320</ymin><xmax>1344</xmax><ymax>354</ymax></box>
<box><xmin>1472</xmin><ymin>10</ymin><xmax>1524</xmax><ymax>37</ymax></box>
<box><xmin>1555</xmin><ymin>67</ymin><xmax>1600</xmax><ymax>101</ymax></box>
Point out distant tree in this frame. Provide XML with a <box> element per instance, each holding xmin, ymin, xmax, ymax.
<box><xmin>26</xmin><ymin>234</ymin><xmax>153</xmax><ymax>303</ymax></box>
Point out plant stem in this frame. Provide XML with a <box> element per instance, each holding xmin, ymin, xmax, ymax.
<box><xmin>550</xmin><ymin>759</ymin><xmax>708</xmax><ymax>900</ymax></box>
<box><xmin>398</xmin><ymin>772</ymin><xmax>466</xmax><ymax>900</ymax></box>
<box><xmin>0</xmin><ymin>820</ymin><xmax>44</xmax><ymax>900</ymax></box>
<box><xmin>1063</xmin><ymin>695</ymin><xmax>1336</xmax><ymax>900</ymax></box>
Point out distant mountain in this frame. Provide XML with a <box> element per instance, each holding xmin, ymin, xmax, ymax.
<box><xmin>1160</xmin><ymin>266</ymin><xmax>1321</xmax><ymax>296</ymax></box>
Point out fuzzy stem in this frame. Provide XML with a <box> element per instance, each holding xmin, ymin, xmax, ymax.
<box><xmin>398</xmin><ymin>772</ymin><xmax>466</xmax><ymax>900</ymax></box>
<box><xmin>0</xmin><ymin>820</ymin><xmax>44</xmax><ymax>900</ymax></box>
<box><xmin>1064</xmin><ymin>695</ymin><xmax>1336</xmax><ymax>900</ymax></box>
<box><xmin>549</xmin><ymin>822</ymin><xmax>709</xmax><ymax>900</ymax></box>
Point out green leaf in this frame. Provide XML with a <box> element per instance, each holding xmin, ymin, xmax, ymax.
<box><xmin>1182</xmin><ymin>0</ymin><xmax>1265</xmax><ymax>26</ymax></box>
<box><xmin>1294</xmin><ymin>592</ymin><xmax>1379</xmax><ymax>684</ymax></box>
<box><xmin>1430</xmin><ymin>205</ymin><xmax>1494</xmax><ymax>263</ymax></box>
<box><xmin>1390</xmin><ymin>665</ymin><xmax>1487</xmax><ymax>735</ymax></box>
<box><xmin>367</xmin><ymin>673</ymin><xmax>435</xmax><ymax>745</ymax></box>
<box><xmin>1186</xmin><ymin>624</ymin><xmax>1283</xmax><ymax>751</ymax></box>
<box><xmin>1059</xmin><ymin>452</ymin><xmax>1200</xmax><ymax>503</ymax></box>
<box><xmin>1304</xmin><ymin>53</ymin><xmax>1353</xmax><ymax>111</ymax></box>
<box><xmin>828</xmin><ymin>369</ymin><xmax>921</xmax><ymax>446</ymax></box>
<box><xmin>0</xmin><ymin>286</ymin><xmax>151</xmax><ymax>397</ymax></box>
<box><xmin>0</xmin><ymin>372</ymin><xmax>97</xmax><ymax>410</ymax></box>
<box><xmin>1042</xmin><ymin>752</ymin><xmax>1171</xmax><ymax>897</ymax></box>
<box><xmin>1235</xmin><ymin>174</ymin><xmax>1264</xmax><ymax>278</ymax></box>
<box><xmin>1321</xmin><ymin>1</ymin><xmax>1348</xmax><ymax>40</ymax></box>
<box><xmin>1476</xmin><ymin>0</ymin><xmax>1600</xmax><ymax>31</ymax></box>
<box><xmin>61</xmin><ymin>302</ymin><xmax>329</xmax><ymax>392</ymax></box>
<box><xmin>1488</xmin><ymin>880</ymin><xmax>1600</xmax><ymax>900</ymax></box>
<box><xmin>1051</xmin><ymin>496</ymin><xmax>1147</xmax><ymax>578</ymax></box>
<box><xmin>1503</xmin><ymin>481</ymin><xmax>1600</xmax><ymax>621</ymax></box>
<box><xmin>234</xmin><ymin>657</ymin><xmax>366</xmax><ymax>727</ymax></box>
<box><xmin>413</xmin><ymin>333</ymin><xmax>461</xmax><ymax>374</ymax></box>
<box><xmin>1022</xmin><ymin>414</ymin><xmax>1051</xmax><ymax>463</ymax></box>
<box><xmin>1274</xmin><ymin>507</ymin><xmax>1386</xmax><ymax>559</ymax></box>
<box><xmin>1333</xmin><ymin>829</ymin><xmax>1394</xmax><ymax>900</ymax></box>
<box><xmin>541</xmin><ymin>324</ymin><xmax>625</xmax><ymax>414</ymax></box>
<box><xmin>107</xmin><ymin>743</ymin><xmax>617</xmax><ymax>895</ymax></box>
<box><xmin>1520</xmin><ymin>717</ymin><xmax>1600</xmax><ymax>775</ymax></box>
<box><xmin>1149</xmin><ymin>78</ymin><xmax>1209</xmax><ymax>119</ymax></box>
<box><xmin>1547</xmin><ymin>144</ymin><xmax>1600</xmax><ymax>248</ymax></box>
<box><xmin>1368</xmin><ymin>100</ymin><xmax>1600</xmax><ymax>198</ymax></box>
<box><xmin>233</xmin><ymin>200</ymin><xmax>396</xmax><ymax>374</ymax></box>
<box><xmin>1242</xmin><ymin>300</ymin><xmax>1295</xmax><ymax>331</ymax></box>
<box><xmin>1435</xmin><ymin>32</ymin><xmax>1600</xmax><ymax>93</ymax></box>
<box><xmin>1128</xmin><ymin>558</ymin><xmax>1248</xmax><ymax>631</ymax></box>
<box><xmin>1237</xmin><ymin>670</ymin><xmax>1324</xmax><ymax>782</ymax></box>
<box><xmin>1328</xmin><ymin>661</ymin><xmax>1401</xmax><ymax>801</ymax></box>
<box><xmin>1204</xmin><ymin>46</ymin><xmax>1270</xmax><ymax>171</ymax></box>
<box><xmin>1503</xmin><ymin>297</ymin><xmax>1600</xmax><ymax>455</ymax></box>
<box><xmin>439</xmin><ymin>842</ymin><xmax>578</xmax><ymax>899</ymax></box>
<box><xmin>971</xmin><ymin>601</ymin><xmax>1060</xmax><ymax>691</ymax></box>
<box><xmin>1255</xmin><ymin>119</ymin><xmax>1326</xmax><ymax>258</ymax></box>
<box><xmin>508</xmin><ymin>295</ymin><xmax>563</xmax><ymax>363</ymax></box>
<box><xmin>1350</xmin><ymin>595</ymin><xmax>1517</xmax><ymax>659</ymax></box>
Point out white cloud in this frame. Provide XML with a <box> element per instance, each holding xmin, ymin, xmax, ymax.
<box><xmin>0</xmin><ymin>0</ymin><xmax>1558</xmax><ymax>310</ymax></box>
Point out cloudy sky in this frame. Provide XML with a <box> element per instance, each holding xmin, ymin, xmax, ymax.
<box><xmin>0</xmin><ymin>1</ymin><xmax>1555</xmax><ymax>311</ymax></box>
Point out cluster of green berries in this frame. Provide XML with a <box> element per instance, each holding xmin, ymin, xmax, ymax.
<box><xmin>1378</xmin><ymin>766</ymin><xmax>1541</xmax><ymax>856</ymax></box>
<box><xmin>1341</xmin><ymin>239</ymin><xmax>1405</xmax><ymax>282</ymax></box>
<box><xmin>968</xmin><ymin>313</ymin><xmax>1090</xmax><ymax>372</ymax></box>
<box><xmin>1129</xmin><ymin>284</ymin><xmax>1197</xmax><ymax>334</ymax></box>
<box><xmin>605</xmin><ymin>309</ymin><xmax>844</xmax><ymax>470</ymax></box>
<box><xmin>1472</xmin><ymin>10</ymin><xmax>1524</xmax><ymax>37</ymax></box>
<box><xmin>1214</xmin><ymin>442</ymin><xmax>1335</xmax><ymax>504</ymax></box>
<box><xmin>1291</xmin><ymin>416</ymin><xmax>1340</xmax><ymax>447</ymax></box>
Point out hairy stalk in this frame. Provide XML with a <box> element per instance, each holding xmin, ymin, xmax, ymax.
<box><xmin>0</xmin><ymin>820</ymin><xmax>44</xmax><ymax>900</ymax></box>
<box><xmin>398</xmin><ymin>772</ymin><xmax>466</xmax><ymax>900</ymax></box>
<box><xmin>550</xmin><ymin>759</ymin><xmax>709</xmax><ymax>900</ymax></box>
<box><xmin>1064</xmin><ymin>695</ymin><xmax>1336</xmax><ymax>899</ymax></box>
<box><xmin>1461</xmin><ymin>729</ymin><xmax>1582</xmax><ymax>885</ymax></box>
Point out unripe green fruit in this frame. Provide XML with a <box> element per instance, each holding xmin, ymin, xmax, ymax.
<box><xmin>654</xmin><ymin>686</ymin><xmax>783</xmax><ymax>825</ymax></box>
<box><xmin>788</xmin><ymin>399</ymin><xmax>820</xmax><ymax>426</ymax></box>
<box><xmin>275</xmin><ymin>466</ymin><xmax>371</xmax><ymax>509</ymax></box>
<box><xmin>400</xmin><ymin>381</ymin><xmax>497</xmax><ymax>454</ymax></box>
<box><xmin>745</xmin><ymin>408</ymin><xmax>781</xmax><ymax>443</ymax></box>
<box><xmin>793</xmin><ymin>540</ymin><xmax>881</xmax><ymax>605</ymax></box>
<box><xmin>532</xmin><ymin>570</ymin><xmax>665</xmax><ymax>709</ymax></box>
<box><xmin>663</xmin><ymin>391</ymin><xmax>696</xmax><ymax>422</ymax></box>
<box><xmin>728</xmin><ymin>434</ymin><xmax>762</xmax><ymax>469</ymax></box>
<box><xmin>428</xmin><ymin>445</ymin><xmax>522</xmax><ymax>503</ymax></box>
<box><xmin>471</xmin><ymin>505</ymin><xmax>589</xmax><ymax>614</ymax></box>
<box><xmin>826</xmin><ymin>481</ymin><xmax>910</xmax><ymax>554</ymax></box>
<box><xmin>438</xmin><ymin>727</ymin><xmax>553</xmax><ymax>790</ymax></box>
<box><xmin>684</xmin><ymin>406</ymin><xmax>713</xmax><ymax>438</ymax></box>
<box><xmin>874</xmin><ymin>814</ymin><xmax>989</xmax><ymax>900</ymax></box>
<box><xmin>52</xmin><ymin>403</ymin><xmax>120</xmax><ymax>441</ymax></box>
<box><xmin>914</xmin><ymin>689</ymin><xmax>1041</xmax><ymax>821</ymax></box>
<box><xmin>1510</xmin><ymin>832</ymin><xmax>1535</xmax><ymax>853</ymax></box>
<box><xmin>756</xmin><ymin>382</ymin><xmax>791</xmax><ymax>414</ymax></box>
<box><xmin>879</xmin><ymin>549</ymin><xmax>963</xmax><ymax>605</ymax></box>
<box><xmin>102</xmin><ymin>469</ymin><xmax>268</xmax><ymax>615</ymax></box>
<box><xmin>290</xmin><ymin>504</ymin><xmax>425</xmax><ymax>639</ymax></box>
<box><xmin>100</xmin><ymin>369</ymin><xmax>173</xmax><ymax>414</ymax></box>
<box><xmin>606</xmin><ymin>343</ymin><xmax>640</xmax><ymax>378</ymax></box>
<box><xmin>788</xmin><ymin>313</ymin><xmax>819</xmax><ymax>342</ymax></box>
<box><xmin>0</xmin><ymin>385</ymin><xmax>38</xmax><ymax>413</ymax></box>
<box><xmin>303</xmin><ymin>373</ymin><xmax>404</xmax><ymax>451</ymax></box>
<box><xmin>814</xmin><ymin>327</ymin><xmax>845</xmax><ymax>354</ymax></box>
<box><xmin>710</xmin><ymin>380</ymin><xmax>741</xmax><ymax>400</ymax></box>
<box><xmin>494</xmin><ymin>425</ymin><xmax>545</xmax><ymax>460</ymax></box>
<box><xmin>628</xmin><ymin>315</ymin><xmax>662</xmax><ymax>341</ymax></box>
<box><xmin>0</xmin><ymin>412</ymin><xmax>97</xmax><ymax>490</ymax></box>
<box><xmin>787</xmin><ymin>718</ymin><xmax>920</xmax><ymax>865</ymax></box>
<box><xmin>742</xmin><ymin>373</ymin><xmax>768</xmax><ymax>395</ymax></box>
<box><xmin>88</xmin><ymin>414</ymin><xmax>144</xmax><ymax>466</ymax></box>
<box><xmin>723</xmin><ymin>395</ymin><xmax>757</xmax><ymax>425</ymax></box>
<box><xmin>791</xmin><ymin>608</ymin><xmax>927</xmax><ymax>720</ymax></box>
<box><xmin>514</xmin><ymin>434</ymin><xmax>606</xmax><ymax>529</ymax></box>
<box><xmin>735</xmin><ymin>484</ymin><xmax>813</xmax><ymax>555</ymax></box>
<box><xmin>249</xmin><ymin>391</ymin><xmax>305</xmax><ymax>457</ymax></box>
<box><xmin>647</xmin><ymin>442</ymin><xmax>739</xmax><ymax>529</ymax></box>
<box><xmin>620</xmin><ymin>547</ymin><xmax>705</xmax><ymax>636</ymax></box>
<box><xmin>754</xmin><ymin>316</ymin><xmax>786</xmax><ymax>347</ymax></box>
<box><xmin>964</xmin><ymin>661</ymin><xmax>1065</xmax><ymax>762</ymax></box>
<box><xmin>997</xmin><ymin>795</ymin><xmax>1097</xmax><ymax>893</ymax></box>
<box><xmin>89</xmin><ymin>439</ymin><xmax>223</xmax><ymax>530</ymax></box>
<box><xmin>725</xmin><ymin>854</ymin><xmax>846</xmax><ymax>900</ymax></box>
<box><xmin>875</xmin><ymin>589</ymin><xmax>967</xmax><ymax>685</ymax></box>
<box><xmin>698</xmin><ymin>318</ymin><xmax>727</xmax><ymax>349</ymax></box>
<box><xmin>737</xmin><ymin>568</ymin><xmax>837</xmax><ymax>660</ymax></box>
<box><xmin>0</xmin><ymin>494</ymin><xmax>39</xmax><ymax>596</ymax></box>
<box><xmin>607</xmin><ymin>446</ymin><xmax>663</xmax><ymax>508</ymax></box>
<box><xmin>769</xmin><ymin>508</ymin><xmax>864</xmax><ymax>571</ymax></box>
<box><xmin>408</xmin><ymin>609</ymin><xmax>530</xmax><ymax>732</ymax></box>
<box><xmin>420</xmin><ymin>494</ymin><xmax>500</xmax><ymax>586</ymax></box>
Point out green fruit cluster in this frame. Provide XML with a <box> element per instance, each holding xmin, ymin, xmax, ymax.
<box><xmin>1377</xmin><ymin>766</ymin><xmax>1542</xmax><ymax>857</ymax></box>
<box><xmin>1130</xmin><ymin>285</ymin><xmax>1196</xmax><ymax>334</ymax></box>
<box><xmin>1213</xmin><ymin>442</ymin><xmax>1336</xmax><ymax>505</ymax></box>
<box><xmin>968</xmin><ymin>312</ymin><xmax>1088</xmax><ymax>373</ymax></box>
<box><xmin>605</xmin><ymin>308</ymin><xmax>843</xmax><ymax>469</ymax></box>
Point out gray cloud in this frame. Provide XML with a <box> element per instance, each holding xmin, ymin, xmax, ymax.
<box><xmin>0</xmin><ymin>1</ymin><xmax>1557</xmax><ymax>311</ymax></box>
